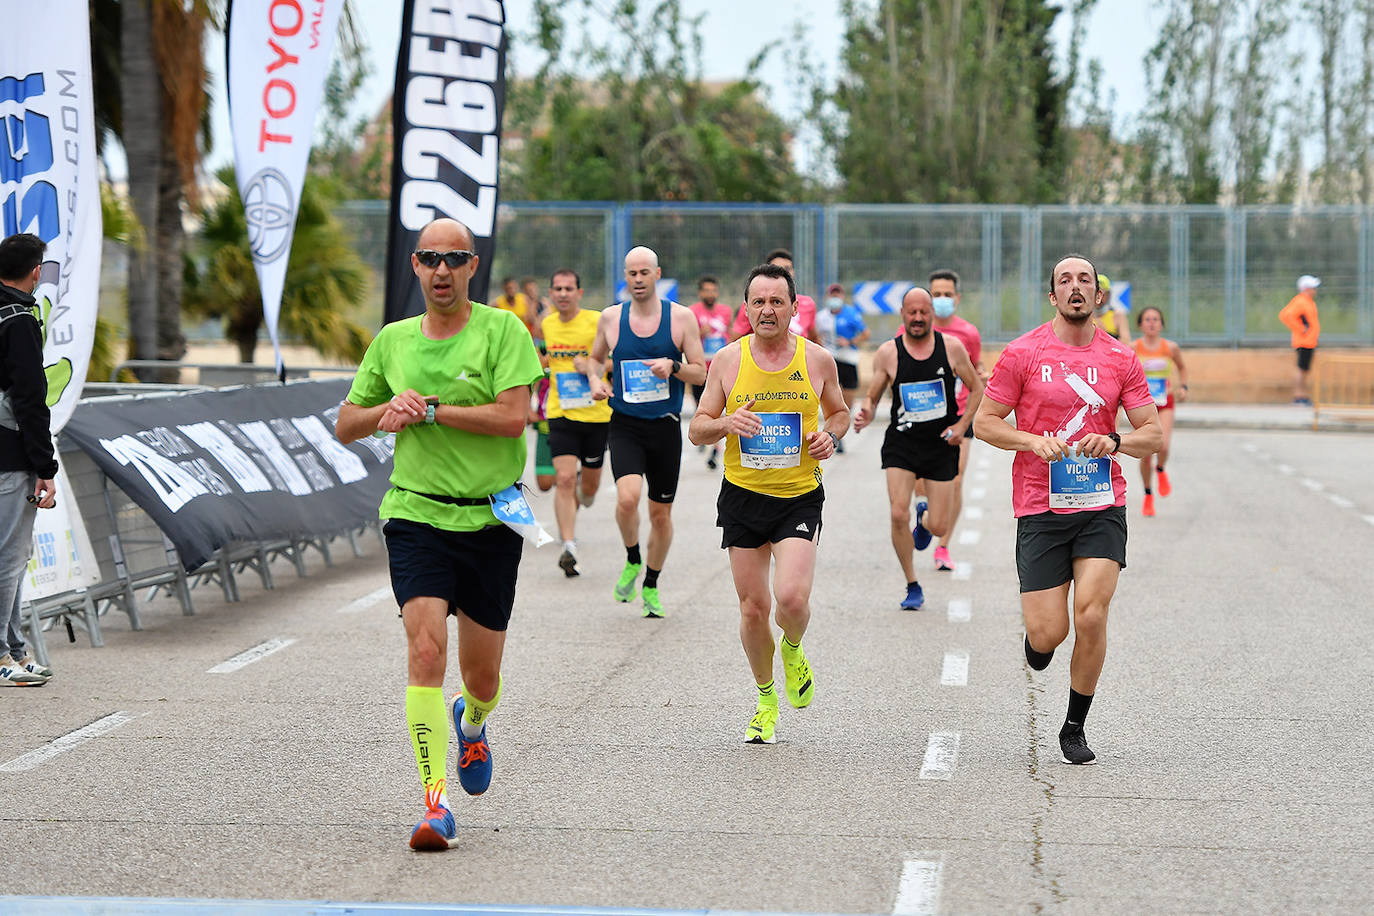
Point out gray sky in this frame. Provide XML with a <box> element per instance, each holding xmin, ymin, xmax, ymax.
<box><xmin>201</xmin><ymin>0</ymin><xmax>1160</xmax><ymax>174</ymax></box>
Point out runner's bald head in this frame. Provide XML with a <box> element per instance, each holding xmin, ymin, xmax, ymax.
<box><xmin>417</xmin><ymin>218</ymin><xmax>475</xmax><ymax>250</ymax></box>
<box><xmin>625</xmin><ymin>246</ymin><xmax>660</xmax><ymax>270</ymax></box>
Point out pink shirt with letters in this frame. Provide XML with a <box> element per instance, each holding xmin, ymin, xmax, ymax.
<box><xmin>934</xmin><ymin>315</ymin><xmax>982</xmax><ymax>413</ymax></box>
<box><xmin>984</xmin><ymin>322</ymin><xmax>1154</xmax><ymax>517</ymax></box>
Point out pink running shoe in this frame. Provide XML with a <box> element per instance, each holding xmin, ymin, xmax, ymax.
<box><xmin>934</xmin><ymin>545</ymin><xmax>955</xmax><ymax>571</ymax></box>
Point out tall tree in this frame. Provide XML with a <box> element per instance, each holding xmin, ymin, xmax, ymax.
<box><xmin>822</xmin><ymin>0</ymin><xmax>1073</xmax><ymax>203</ymax></box>
<box><xmin>120</xmin><ymin>0</ymin><xmax>162</xmax><ymax>379</ymax></box>
<box><xmin>1226</xmin><ymin>2</ymin><xmax>1291</xmax><ymax>204</ymax></box>
<box><xmin>1305</xmin><ymin>0</ymin><xmax>1349</xmax><ymax>201</ymax></box>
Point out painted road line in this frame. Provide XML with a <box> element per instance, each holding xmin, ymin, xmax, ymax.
<box><xmin>947</xmin><ymin>598</ymin><xmax>971</xmax><ymax>623</ymax></box>
<box><xmin>1276</xmin><ymin>463</ymin><xmax>1295</xmax><ymax>475</ymax></box>
<box><xmin>0</xmin><ymin>712</ymin><xmax>137</xmax><ymax>773</ymax></box>
<box><xmin>940</xmin><ymin>651</ymin><xmax>969</xmax><ymax>686</ymax></box>
<box><xmin>339</xmin><ymin>586</ymin><xmax>392</xmax><ymax>614</ymax></box>
<box><xmin>208</xmin><ymin>638</ymin><xmax>297</xmax><ymax>674</ymax></box>
<box><xmin>1364</xmin><ymin>515</ymin><xmax>1374</xmax><ymax>527</ymax></box>
<box><xmin>958</xmin><ymin>529</ymin><xmax>982</xmax><ymax>545</ymax></box>
<box><xmin>1301</xmin><ymin>478</ymin><xmax>1324</xmax><ymax>491</ymax></box>
<box><xmin>968</xmin><ymin>486</ymin><xmax>987</xmax><ymax>500</ymax></box>
<box><xmin>1241</xmin><ymin>442</ymin><xmax>1258</xmax><ymax>453</ymax></box>
<box><xmin>893</xmin><ymin>857</ymin><xmax>944</xmax><ymax>916</ymax></box>
<box><xmin>964</xmin><ymin>506</ymin><xmax>985</xmax><ymax>520</ymax></box>
<box><xmin>952</xmin><ymin>563</ymin><xmax>973</xmax><ymax>581</ymax></box>
<box><xmin>918</xmin><ymin>731</ymin><xmax>961</xmax><ymax>780</ymax></box>
<box><xmin>973</xmin><ymin>471</ymin><xmax>989</xmax><ymax>483</ymax></box>
<box><xmin>1326</xmin><ymin>493</ymin><xmax>1354</xmax><ymax>509</ymax></box>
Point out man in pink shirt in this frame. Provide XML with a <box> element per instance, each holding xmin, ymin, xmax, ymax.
<box><xmin>729</xmin><ymin>249</ymin><xmax>819</xmax><ymax>344</ymax></box>
<box><xmin>689</xmin><ymin>274</ymin><xmax>734</xmax><ymax>469</ymax></box>
<box><xmin>922</xmin><ymin>268</ymin><xmax>984</xmax><ymax>572</ymax></box>
<box><xmin>973</xmin><ymin>254</ymin><xmax>1161</xmax><ymax>767</ymax></box>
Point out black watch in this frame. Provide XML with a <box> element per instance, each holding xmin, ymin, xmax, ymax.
<box><xmin>1107</xmin><ymin>432</ymin><xmax>1121</xmax><ymax>454</ymax></box>
<box><xmin>671</xmin><ymin>359</ymin><xmax>682</xmax><ymax>375</ymax></box>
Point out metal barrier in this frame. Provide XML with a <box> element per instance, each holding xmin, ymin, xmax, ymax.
<box><xmin>111</xmin><ymin>360</ymin><xmax>357</xmax><ymax>386</ymax></box>
<box><xmin>1313</xmin><ymin>354</ymin><xmax>1374</xmax><ymax>429</ymax></box>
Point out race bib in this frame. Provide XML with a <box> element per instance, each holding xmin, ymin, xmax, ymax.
<box><xmin>704</xmin><ymin>334</ymin><xmax>727</xmax><ymax>358</ymax></box>
<box><xmin>555</xmin><ymin>371</ymin><xmax>593</xmax><ymax>409</ymax></box>
<box><xmin>739</xmin><ymin>411</ymin><xmax>803</xmax><ymax>469</ymax></box>
<box><xmin>621</xmin><ymin>359</ymin><xmax>669</xmax><ymax>403</ymax></box>
<box><xmin>1048</xmin><ymin>450</ymin><xmax>1114</xmax><ymax>509</ymax></box>
<box><xmin>1147</xmin><ymin>376</ymin><xmax>1168</xmax><ymax>407</ymax></box>
<box><xmin>898</xmin><ymin>379</ymin><xmax>948</xmax><ymax>424</ymax></box>
<box><xmin>489</xmin><ymin>484</ymin><xmax>554</xmax><ymax>547</ymax></box>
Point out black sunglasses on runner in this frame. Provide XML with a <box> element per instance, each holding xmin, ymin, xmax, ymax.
<box><xmin>414</xmin><ymin>249</ymin><xmax>476</xmax><ymax>269</ymax></box>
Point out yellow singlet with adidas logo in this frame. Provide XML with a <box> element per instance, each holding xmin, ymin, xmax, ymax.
<box><xmin>725</xmin><ymin>336</ymin><xmax>821</xmax><ymax>498</ymax></box>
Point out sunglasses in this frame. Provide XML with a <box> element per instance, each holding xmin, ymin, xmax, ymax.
<box><xmin>414</xmin><ymin>249</ymin><xmax>476</xmax><ymax>269</ymax></box>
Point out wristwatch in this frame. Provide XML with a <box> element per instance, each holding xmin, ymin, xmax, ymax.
<box><xmin>670</xmin><ymin>359</ymin><xmax>682</xmax><ymax>375</ymax></box>
<box><xmin>424</xmin><ymin>403</ymin><xmax>437</xmax><ymax>425</ymax></box>
<box><xmin>827</xmin><ymin>431</ymin><xmax>840</xmax><ymax>449</ymax></box>
<box><xmin>1107</xmin><ymin>431</ymin><xmax>1121</xmax><ymax>454</ymax></box>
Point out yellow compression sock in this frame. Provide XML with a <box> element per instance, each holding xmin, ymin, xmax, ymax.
<box><xmin>406</xmin><ymin>685</ymin><xmax>450</xmax><ymax>806</ymax></box>
<box><xmin>459</xmin><ymin>675</ymin><xmax>503</xmax><ymax>738</ymax></box>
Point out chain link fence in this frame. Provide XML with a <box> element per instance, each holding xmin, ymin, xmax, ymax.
<box><xmin>337</xmin><ymin>201</ymin><xmax>1374</xmax><ymax>346</ymax></box>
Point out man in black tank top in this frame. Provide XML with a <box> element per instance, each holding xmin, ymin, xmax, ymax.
<box><xmin>854</xmin><ymin>287</ymin><xmax>984</xmax><ymax>611</ymax></box>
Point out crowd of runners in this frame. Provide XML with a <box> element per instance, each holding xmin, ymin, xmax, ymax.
<box><xmin>333</xmin><ymin>219</ymin><xmax>1181</xmax><ymax>850</ymax></box>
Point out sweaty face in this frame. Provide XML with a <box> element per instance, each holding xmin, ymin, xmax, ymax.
<box><xmin>902</xmin><ymin>292</ymin><xmax>934</xmax><ymax>339</ymax></box>
<box><xmin>699</xmin><ymin>282</ymin><xmax>719</xmax><ymax>306</ymax></box>
<box><xmin>745</xmin><ymin>275</ymin><xmax>796</xmax><ymax>338</ymax></box>
<box><xmin>550</xmin><ymin>274</ymin><xmax>582</xmax><ymax>315</ymax></box>
<box><xmin>624</xmin><ymin>253</ymin><xmax>660</xmax><ymax>303</ymax></box>
<box><xmin>1139</xmin><ymin>310</ymin><xmax>1163</xmax><ymax>336</ymax></box>
<box><xmin>413</xmin><ymin>222</ymin><xmax>477</xmax><ymax>311</ymax></box>
<box><xmin>1050</xmin><ymin>258</ymin><xmax>1098</xmax><ymax>324</ymax></box>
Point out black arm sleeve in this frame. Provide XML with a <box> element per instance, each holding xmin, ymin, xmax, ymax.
<box><xmin>0</xmin><ymin>317</ymin><xmax>58</xmax><ymax>478</ymax></box>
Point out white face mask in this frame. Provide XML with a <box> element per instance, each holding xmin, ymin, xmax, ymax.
<box><xmin>932</xmin><ymin>296</ymin><xmax>956</xmax><ymax>319</ymax></box>
<box><xmin>826</xmin><ymin>296</ymin><xmax>844</xmax><ymax>311</ymax></box>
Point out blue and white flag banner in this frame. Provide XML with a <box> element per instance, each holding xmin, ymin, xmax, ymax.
<box><xmin>227</xmin><ymin>0</ymin><xmax>345</xmax><ymax>377</ymax></box>
<box><xmin>0</xmin><ymin>0</ymin><xmax>102</xmax><ymax>432</ymax></box>
<box><xmin>852</xmin><ymin>281</ymin><xmax>914</xmax><ymax>315</ymax></box>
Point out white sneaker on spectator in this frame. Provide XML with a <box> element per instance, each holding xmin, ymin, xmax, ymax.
<box><xmin>17</xmin><ymin>655</ymin><xmax>52</xmax><ymax>682</ymax></box>
<box><xmin>0</xmin><ymin>654</ymin><xmax>46</xmax><ymax>686</ymax></box>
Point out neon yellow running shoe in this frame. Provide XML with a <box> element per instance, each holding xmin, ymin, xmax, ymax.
<box><xmin>780</xmin><ymin>642</ymin><xmax>814</xmax><ymax>708</ymax></box>
<box><xmin>613</xmin><ymin>562</ymin><xmax>642</xmax><ymax>602</ymax></box>
<box><xmin>641</xmin><ymin>586</ymin><xmax>665</xmax><ymax>618</ymax></box>
<box><xmin>745</xmin><ymin>702</ymin><xmax>778</xmax><ymax>744</ymax></box>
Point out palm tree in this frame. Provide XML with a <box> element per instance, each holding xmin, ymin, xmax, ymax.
<box><xmin>184</xmin><ymin>166</ymin><xmax>371</xmax><ymax>365</ymax></box>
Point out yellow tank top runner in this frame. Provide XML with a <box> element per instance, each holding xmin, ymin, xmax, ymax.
<box><xmin>542</xmin><ymin>309</ymin><xmax>612</xmax><ymax>423</ymax></box>
<box><xmin>725</xmin><ymin>336</ymin><xmax>821</xmax><ymax>498</ymax></box>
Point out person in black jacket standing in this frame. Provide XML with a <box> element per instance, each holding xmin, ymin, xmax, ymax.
<box><xmin>0</xmin><ymin>233</ymin><xmax>58</xmax><ymax>686</ymax></box>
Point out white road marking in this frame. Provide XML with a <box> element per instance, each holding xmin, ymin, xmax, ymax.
<box><xmin>0</xmin><ymin>712</ymin><xmax>138</xmax><ymax>773</ymax></box>
<box><xmin>947</xmin><ymin>598</ymin><xmax>971</xmax><ymax>622</ymax></box>
<box><xmin>1241</xmin><ymin>443</ymin><xmax>1258</xmax><ymax>453</ymax></box>
<box><xmin>1364</xmin><ymin>515</ymin><xmax>1374</xmax><ymax>527</ymax></box>
<box><xmin>1276</xmin><ymin>463</ymin><xmax>1295</xmax><ymax>475</ymax></box>
<box><xmin>969</xmin><ymin>487</ymin><xmax>987</xmax><ymax>500</ymax></box>
<box><xmin>918</xmin><ymin>731</ymin><xmax>961</xmax><ymax>780</ymax></box>
<box><xmin>963</xmin><ymin>506</ymin><xmax>985</xmax><ymax>520</ymax></box>
<box><xmin>339</xmin><ymin>586</ymin><xmax>392</xmax><ymax>614</ymax></box>
<box><xmin>894</xmin><ymin>857</ymin><xmax>944</xmax><ymax>915</ymax></box>
<box><xmin>973</xmin><ymin>471</ymin><xmax>989</xmax><ymax>483</ymax></box>
<box><xmin>1326</xmin><ymin>494</ymin><xmax>1354</xmax><ymax>509</ymax></box>
<box><xmin>958</xmin><ymin>529</ymin><xmax>982</xmax><ymax>545</ymax></box>
<box><xmin>208</xmin><ymin>638</ymin><xmax>297</xmax><ymax>674</ymax></box>
<box><xmin>940</xmin><ymin>651</ymin><xmax>969</xmax><ymax>687</ymax></box>
<box><xmin>1301</xmin><ymin>478</ymin><xmax>1325</xmax><ymax>492</ymax></box>
<box><xmin>952</xmin><ymin>563</ymin><xmax>972</xmax><ymax>581</ymax></box>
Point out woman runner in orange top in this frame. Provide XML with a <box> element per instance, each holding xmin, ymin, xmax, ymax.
<box><xmin>1132</xmin><ymin>306</ymin><xmax>1188</xmax><ymax>516</ymax></box>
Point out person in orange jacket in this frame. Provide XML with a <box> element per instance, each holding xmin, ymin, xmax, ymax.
<box><xmin>1278</xmin><ymin>275</ymin><xmax>1321</xmax><ymax>405</ymax></box>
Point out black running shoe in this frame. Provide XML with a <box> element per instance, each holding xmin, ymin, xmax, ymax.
<box><xmin>1059</xmin><ymin>724</ymin><xmax>1097</xmax><ymax>765</ymax></box>
<box><xmin>558</xmin><ymin>548</ymin><xmax>580</xmax><ymax>577</ymax></box>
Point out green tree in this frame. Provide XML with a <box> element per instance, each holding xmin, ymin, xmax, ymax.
<box><xmin>821</xmin><ymin>0</ymin><xmax>1073</xmax><ymax>203</ymax></box>
<box><xmin>504</xmin><ymin>0</ymin><xmax>800</xmax><ymax>202</ymax></box>
<box><xmin>184</xmin><ymin>167</ymin><xmax>372</xmax><ymax>365</ymax></box>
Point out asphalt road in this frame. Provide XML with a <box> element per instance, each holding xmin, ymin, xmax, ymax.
<box><xmin>4</xmin><ymin>422</ymin><xmax>1373</xmax><ymax>915</ymax></box>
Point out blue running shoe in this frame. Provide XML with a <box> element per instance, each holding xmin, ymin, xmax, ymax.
<box><xmin>912</xmin><ymin>498</ymin><xmax>932</xmax><ymax>551</ymax></box>
<box><xmin>451</xmin><ymin>696</ymin><xmax>493</xmax><ymax>796</ymax></box>
<box><xmin>409</xmin><ymin>788</ymin><xmax>457</xmax><ymax>851</ymax></box>
<box><xmin>900</xmin><ymin>582</ymin><xmax>925</xmax><ymax>610</ymax></box>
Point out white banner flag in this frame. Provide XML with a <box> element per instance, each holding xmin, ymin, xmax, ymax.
<box><xmin>228</xmin><ymin>0</ymin><xmax>345</xmax><ymax>377</ymax></box>
<box><xmin>0</xmin><ymin>0</ymin><xmax>101</xmax><ymax>433</ymax></box>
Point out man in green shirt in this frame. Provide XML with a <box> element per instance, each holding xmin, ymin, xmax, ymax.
<box><xmin>335</xmin><ymin>218</ymin><xmax>543</xmax><ymax>851</ymax></box>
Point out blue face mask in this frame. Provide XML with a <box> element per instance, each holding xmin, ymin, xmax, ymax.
<box><xmin>826</xmin><ymin>296</ymin><xmax>845</xmax><ymax>311</ymax></box>
<box><xmin>932</xmin><ymin>296</ymin><xmax>956</xmax><ymax>319</ymax></box>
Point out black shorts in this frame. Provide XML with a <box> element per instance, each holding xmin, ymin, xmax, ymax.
<box><xmin>717</xmin><ymin>478</ymin><xmax>824</xmax><ymax>549</ymax></box>
<box><xmin>383</xmin><ymin>519</ymin><xmax>523</xmax><ymax>631</ymax></box>
<box><xmin>881</xmin><ymin>427</ymin><xmax>960</xmax><ymax>481</ymax></box>
<box><xmin>608</xmin><ymin>412</ymin><xmax>682</xmax><ymax>503</ymax></box>
<box><xmin>546</xmin><ymin>417</ymin><xmax>609</xmax><ymax>467</ymax></box>
<box><xmin>836</xmin><ymin>361</ymin><xmax>860</xmax><ymax>390</ymax></box>
<box><xmin>1296</xmin><ymin>347</ymin><xmax>1315</xmax><ymax>371</ymax></box>
<box><xmin>1015</xmin><ymin>506</ymin><xmax>1127</xmax><ymax>593</ymax></box>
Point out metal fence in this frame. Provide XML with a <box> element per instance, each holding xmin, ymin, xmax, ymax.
<box><xmin>336</xmin><ymin>202</ymin><xmax>1374</xmax><ymax>346</ymax></box>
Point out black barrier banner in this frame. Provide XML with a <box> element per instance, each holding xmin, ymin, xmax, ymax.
<box><xmin>384</xmin><ymin>0</ymin><xmax>508</xmax><ymax>323</ymax></box>
<box><xmin>62</xmin><ymin>379</ymin><xmax>394</xmax><ymax>572</ymax></box>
